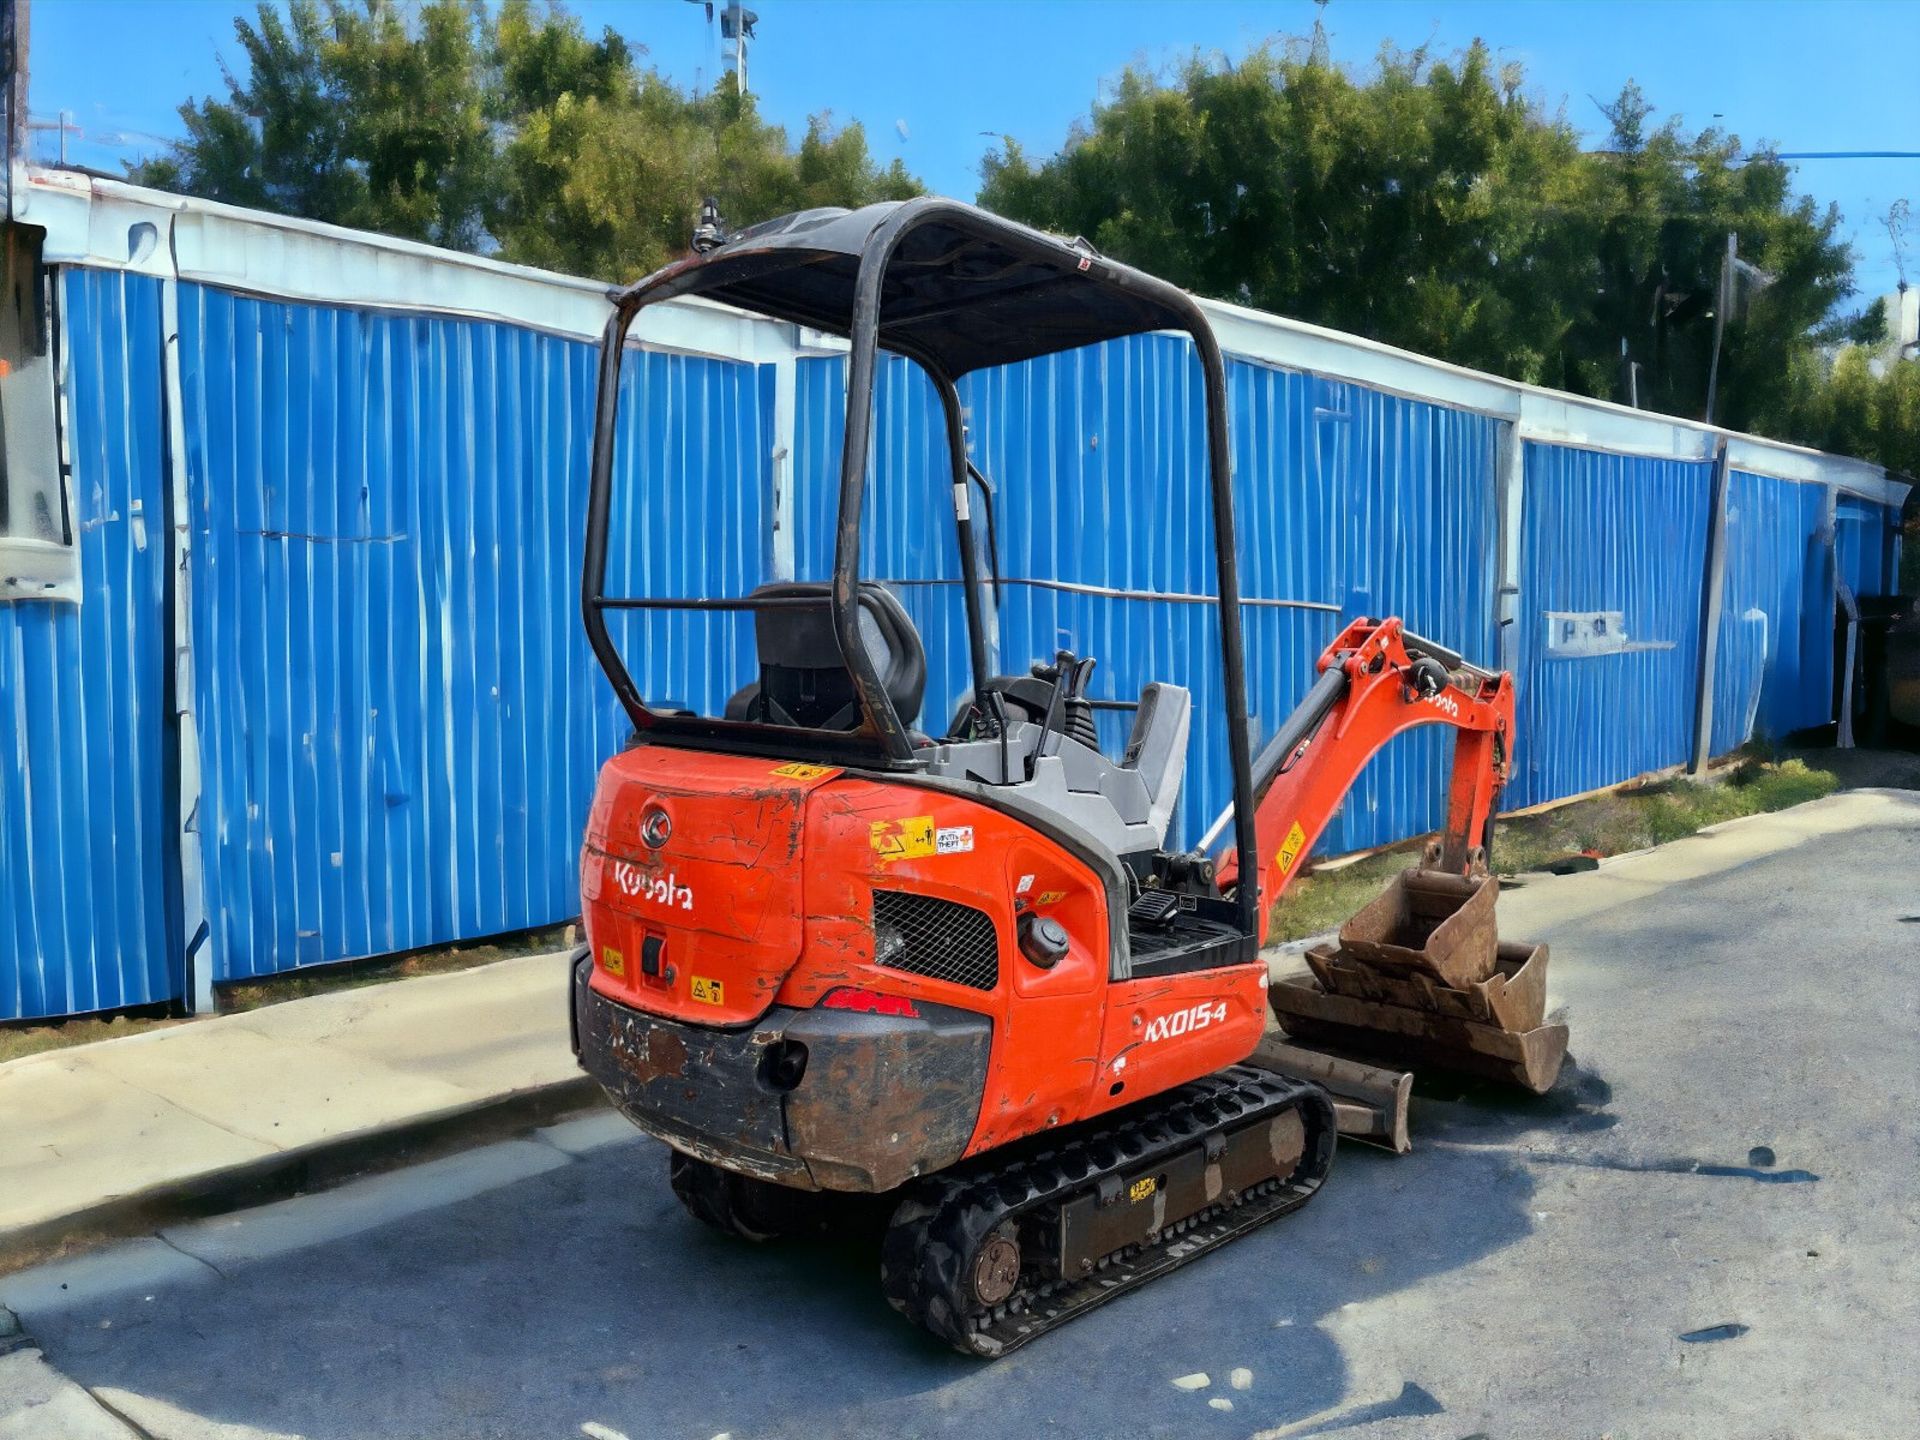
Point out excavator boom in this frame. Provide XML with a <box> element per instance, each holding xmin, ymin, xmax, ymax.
<box><xmin>1225</xmin><ymin>621</ymin><xmax>1568</xmax><ymax>1107</ymax></box>
<box><xmin>1213</xmin><ymin>617</ymin><xmax>1514</xmax><ymax>944</ymax></box>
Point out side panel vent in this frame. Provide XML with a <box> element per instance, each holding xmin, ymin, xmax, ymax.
<box><xmin>872</xmin><ymin>890</ymin><xmax>1000</xmax><ymax>991</ymax></box>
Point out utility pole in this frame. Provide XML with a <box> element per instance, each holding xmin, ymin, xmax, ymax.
<box><xmin>1703</xmin><ymin>231</ymin><xmax>1735</xmax><ymax>426</ymax></box>
<box><xmin>686</xmin><ymin>0</ymin><xmax>759</xmax><ymax>98</ymax></box>
<box><xmin>24</xmin><ymin>109</ymin><xmax>77</xmax><ymax>167</ymax></box>
<box><xmin>721</xmin><ymin>1</ymin><xmax>758</xmax><ymax>97</ymax></box>
<box><xmin>2</xmin><ymin>0</ymin><xmax>25</xmax><ymax>220</ymax></box>
<box><xmin>1618</xmin><ymin>336</ymin><xmax>1641</xmax><ymax>408</ymax></box>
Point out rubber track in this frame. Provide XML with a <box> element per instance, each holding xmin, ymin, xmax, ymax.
<box><xmin>881</xmin><ymin>1065</ymin><xmax>1337</xmax><ymax>1357</ymax></box>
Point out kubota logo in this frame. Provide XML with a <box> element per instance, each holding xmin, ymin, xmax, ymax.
<box><xmin>639</xmin><ymin>806</ymin><xmax>672</xmax><ymax>849</ymax></box>
<box><xmin>613</xmin><ymin>862</ymin><xmax>694</xmax><ymax>912</ymax></box>
<box><xmin>1142</xmin><ymin>1000</ymin><xmax>1229</xmax><ymax>1044</ymax></box>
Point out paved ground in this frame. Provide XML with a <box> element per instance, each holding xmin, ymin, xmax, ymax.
<box><xmin>3</xmin><ymin>792</ymin><xmax>1916</xmax><ymax>1439</ymax></box>
<box><xmin>0</xmin><ymin>951</ymin><xmax>578</xmax><ymax>1254</ymax></box>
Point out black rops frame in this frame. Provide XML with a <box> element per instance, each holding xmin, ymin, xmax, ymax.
<box><xmin>581</xmin><ymin>197</ymin><xmax>1263</xmax><ymax>939</ymax></box>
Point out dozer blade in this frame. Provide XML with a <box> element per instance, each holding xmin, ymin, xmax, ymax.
<box><xmin>1247</xmin><ymin>1036</ymin><xmax>1413</xmax><ymax>1154</ymax></box>
<box><xmin>1268</xmin><ymin>975</ymin><xmax>1569</xmax><ymax>1094</ymax></box>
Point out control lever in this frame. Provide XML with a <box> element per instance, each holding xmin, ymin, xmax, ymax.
<box><xmin>982</xmin><ymin>688</ymin><xmax>1013</xmax><ymax>780</ymax></box>
<box><xmin>1027</xmin><ymin>650</ymin><xmax>1093</xmax><ymax>778</ymax></box>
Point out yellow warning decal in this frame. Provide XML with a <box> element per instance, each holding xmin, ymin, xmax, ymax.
<box><xmin>690</xmin><ymin>975</ymin><xmax>725</xmax><ymax>1005</ymax></box>
<box><xmin>771</xmin><ymin>761</ymin><xmax>833</xmax><ymax>780</ymax></box>
<box><xmin>1129</xmin><ymin>1176</ymin><xmax>1158</xmax><ymax>1204</ymax></box>
<box><xmin>1036</xmin><ymin>889</ymin><xmax>1068</xmax><ymax>906</ymax></box>
<box><xmin>600</xmin><ymin>946</ymin><xmax>625</xmax><ymax>977</ymax></box>
<box><xmin>1276</xmin><ymin>820</ymin><xmax>1308</xmax><ymax>875</ymax></box>
<box><xmin>870</xmin><ymin>815</ymin><xmax>938</xmax><ymax>861</ymax></box>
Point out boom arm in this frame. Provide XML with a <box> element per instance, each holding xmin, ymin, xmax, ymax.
<box><xmin>1213</xmin><ymin>617</ymin><xmax>1515</xmax><ymax>945</ymax></box>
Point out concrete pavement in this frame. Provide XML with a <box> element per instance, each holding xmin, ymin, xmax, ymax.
<box><xmin>3</xmin><ymin>786</ymin><xmax>1914</xmax><ymax>1438</ymax></box>
<box><xmin>0</xmin><ymin>1347</ymin><xmax>140</xmax><ymax>1440</ymax></box>
<box><xmin>0</xmin><ymin>949</ymin><xmax>586</xmax><ymax>1266</ymax></box>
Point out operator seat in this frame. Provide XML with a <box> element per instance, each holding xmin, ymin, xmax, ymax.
<box><xmin>725</xmin><ymin>581</ymin><xmax>927</xmax><ymax>731</ymax></box>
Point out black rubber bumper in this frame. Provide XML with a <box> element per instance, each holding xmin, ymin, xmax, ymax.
<box><xmin>569</xmin><ymin>950</ymin><xmax>991</xmax><ymax>1192</ymax></box>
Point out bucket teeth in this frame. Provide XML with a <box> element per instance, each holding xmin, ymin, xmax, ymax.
<box><xmin>1269</xmin><ymin>865</ymin><xmax>1569</xmax><ymax>1097</ymax></box>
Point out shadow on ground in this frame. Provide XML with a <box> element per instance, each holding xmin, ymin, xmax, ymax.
<box><xmin>14</xmin><ymin>1064</ymin><xmax>1621</xmax><ymax>1440</ymax></box>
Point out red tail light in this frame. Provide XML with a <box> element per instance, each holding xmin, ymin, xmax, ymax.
<box><xmin>820</xmin><ymin>986</ymin><xmax>920</xmax><ymax>1018</ymax></box>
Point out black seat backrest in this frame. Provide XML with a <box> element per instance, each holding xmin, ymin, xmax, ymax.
<box><xmin>725</xmin><ymin>582</ymin><xmax>927</xmax><ymax>731</ymax></box>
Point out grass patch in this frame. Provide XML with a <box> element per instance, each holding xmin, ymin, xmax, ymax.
<box><xmin>1266</xmin><ymin>755</ymin><xmax>1840</xmax><ymax>942</ymax></box>
<box><xmin>0</xmin><ymin>1009</ymin><xmax>188</xmax><ymax>1066</ymax></box>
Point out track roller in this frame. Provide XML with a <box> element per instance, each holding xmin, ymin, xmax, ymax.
<box><xmin>880</xmin><ymin>1066</ymin><xmax>1336</xmax><ymax>1357</ymax></box>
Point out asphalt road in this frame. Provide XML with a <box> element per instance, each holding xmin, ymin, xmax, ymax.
<box><xmin>8</xmin><ymin>804</ymin><xmax>1918</xmax><ymax>1440</ymax></box>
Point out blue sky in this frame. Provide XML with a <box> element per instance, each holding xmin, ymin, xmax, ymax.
<box><xmin>25</xmin><ymin>0</ymin><xmax>1920</xmax><ymax>303</ymax></box>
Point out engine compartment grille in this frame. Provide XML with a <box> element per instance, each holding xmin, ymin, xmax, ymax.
<box><xmin>872</xmin><ymin>890</ymin><xmax>1000</xmax><ymax>991</ymax></box>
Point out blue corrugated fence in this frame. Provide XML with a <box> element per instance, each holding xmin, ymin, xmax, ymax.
<box><xmin>1</xmin><ymin>269</ymin><xmax>176</xmax><ymax>1018</ymax></box>
<box><xmin>181</xmin><ymin>285</ymin><xmax>772</xmax><ymax>985</ymax></box>
<box><xmin>796</xmin><ymin>340</ymin><xmax>1502</xmax><ymax>852</ymax></box>
<box><xmin>1509</xmin><ymin>445</ymin><xmax>1713</xmax><ymax>808</ymax></box>
<box><xmin>0</xmin><ymin>259</ymin><xmax>1903</xmax><ymax>1020</ymax></box>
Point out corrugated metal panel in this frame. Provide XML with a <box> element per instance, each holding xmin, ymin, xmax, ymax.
<box><xmin>0</xmin><ymin>268</ymin><xmax>177</xmax><ymax>1020</ymax></box>
<box><xmin>799</xmin><ymin>337</ymin><xmax>1255</xmax><ymax>846</ymax></box>
<box><xmin>1710</xmin><ymin>471</ymin><xmax>1834</xmax><ymax>753</ymax></box>
<box><xmin>1510</xmin><ymin>444</ymin><xmax>1712</xmax><ymax>808</ymax></box>
<box><xmin>1226</xmin><ymin>360</ymin><xmax>1344</xmax><ymax>819</ymax></box>
<box><xmin>965</xmin><ymin>335</ymin><xmax>1233</xmax><ymax>849</ymax></box>
<box><xmin>965</xmin><ymin>343</ymin><xmax>1500</xmax><ymax>854</ymax></box>
<box><xmin>600</xmin><ymin>344</ymin><xmax>776</xmax><ymax>717</ymax></box>
<box><xmin>1312</xmin><ymin>378</ymin><xmax>1500</xmax><ymax>852</ymax></box>
<box><xmin>1835</xmin><ymin>493</ymin><xmax>1896</xmax><ymax>599</ymax></box>
<box><xmin>180</xmin><ymin>284</ymin><xmax>773</xmax><ymax>981</ymax></box>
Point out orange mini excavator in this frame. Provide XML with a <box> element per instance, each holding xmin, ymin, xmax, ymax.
<box><xmin>570</xmin><ymin>198</ymin><xmax>1521</xmax><ymax>1356</ymax></box>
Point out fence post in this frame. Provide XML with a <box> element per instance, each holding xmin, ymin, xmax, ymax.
<box><xmin>1689</xmin><ymin>439</ymin><xmax>1732</xmax><ymax>775</ymax></box>
<box><xmin>159</xmin><ymin>262</ymin><xmax>213</xmax><ymax>1012</ymax></box>
<box><xmin>768</xmin><ymin>332</ymin><xmax>798</xmax><ymax>581</ymax></box>
<box><xmin>1493</xmin><ymin>422</ymin><xmax>1524</xmax><ymax>679</ymax></box>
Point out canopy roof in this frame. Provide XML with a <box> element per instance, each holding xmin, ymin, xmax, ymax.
<box><xmin>617</xmin><ymin>199</ymin><xmax>1198</xmax><ymax>378</ymax></box>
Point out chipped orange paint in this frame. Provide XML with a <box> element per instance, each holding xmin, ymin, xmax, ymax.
<box><xmin>582</xmin><ymin>747</ymin><xmax>840</xmax><ymax>1026</ymax></box>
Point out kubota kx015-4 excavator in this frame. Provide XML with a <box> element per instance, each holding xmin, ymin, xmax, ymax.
<box><xmin>570</xmin><ymin>198</ymin><xmax>1516</xmax><ymax>1356</ymax></box>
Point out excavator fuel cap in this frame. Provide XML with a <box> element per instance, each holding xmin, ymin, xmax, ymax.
<box><xmin>1019</xmin><ymin>914</ymin><xmax>1070</xmax><ymax>969</ymax></box>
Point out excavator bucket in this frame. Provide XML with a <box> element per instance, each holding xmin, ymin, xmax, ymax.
<box><xmin>1268</xmin><ymin>867</ymin><xmax>1569</xmax><ymax>1097</ymax></box>
<box><xmin>1334</xmin><ymin>867</ymin><xmax>1500</xmax><ymax>989</ymax></box>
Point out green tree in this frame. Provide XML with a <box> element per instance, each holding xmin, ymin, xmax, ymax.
<box><xmin>1769</xmin><ymin>342</ymin><xmax>1920</xmax><ymax>477</ymax></box>
<box><xmin>491</xmin><ymin>62</ymin><xmax>919</xmax><ymax>279</ymax></box>
<box><xmin>978</xmin><ymin>43</ymin><xmax>1869</xmax><ymax>428</ymax></box>
<box><xmin>1575</xmin><ymin>82</ymin><xmax>1868</xmax><ymax>431</ymax></box>
<box><xmin>134</xmin><ymin>0</ymin><xmax>494</xmax><ymax>250</ymax></box>
<box><xmin>131</xmin><ymin>0</ymin><xmax>920</xmax><ymax>278</ymax></box>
